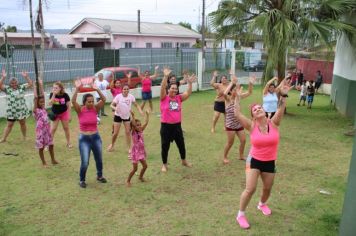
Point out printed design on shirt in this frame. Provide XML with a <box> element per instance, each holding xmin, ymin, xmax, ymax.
<box><xmin>169</xmin><ymin>100</ymin><xmax>179</xmax><ymax>111</ymax></box>
<box><xmin>53</xmin><ymin>97</ymin><xmax>66</xmax><ymax>105</ymax></box>
<box><xmin>121</xmin><ymin>98</ymin><xmax>132</xmax><ymax>106</ymax></box>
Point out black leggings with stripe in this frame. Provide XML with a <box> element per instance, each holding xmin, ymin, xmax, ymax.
<box><xmin>160</xmin><ymin>123</ymin><xmax>186</xmax><ymax>164</ymax></box>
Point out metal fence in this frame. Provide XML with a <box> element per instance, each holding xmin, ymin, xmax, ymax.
<box><xmin>0</xmin><ymin>47</ymin><xmax>237</xmax><ymax>93</ymax></box>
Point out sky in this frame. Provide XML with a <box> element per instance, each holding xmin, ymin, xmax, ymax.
<box><xmin>0</xmin><ymin>0</ymin><xmax>220</xmax><ymax>30</ymax></box>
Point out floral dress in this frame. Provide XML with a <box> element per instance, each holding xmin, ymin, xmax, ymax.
<box><xmin>130</xmin><ymin>130</ymin><xmax>146</xmax><ymax>163</ymax></box>
<box><xmin>34</xmin><ymin>108</ymin><xmax>53</xmax><ymax>149</ymax></box>
<box><xmin>4</xmin><ymin>84</ymin><xmax>30</xmax><ymax>120</ymax></box>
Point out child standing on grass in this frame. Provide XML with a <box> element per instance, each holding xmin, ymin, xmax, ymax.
<box><xmin>33</xmin><ymin>80</ymin><xmax>58</xmax><ymax>167</ymax></box>
<box><xmin>297</xmin><ymin>80</ymin><xmax>307</xmax><ymax>106</ymax></box>
<box><xmin>126</xmin><ymin>110</ymin><xmax>149</xmax><ymax>187</ymax></box>
<box><xmin>307</xmin><ymin>81</ymin><xmax>315</xmax><ymax>109</ymax></box>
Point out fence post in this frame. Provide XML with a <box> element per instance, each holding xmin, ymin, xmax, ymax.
<box><xmin>231</xmin><ymin>49</ymin><xmax>236</xmax><ymax>75</ymax></box>
<box><xmin>197</xmin><ymin>51</ymin><xmax>203</xmax><ymax>91</ymax></box>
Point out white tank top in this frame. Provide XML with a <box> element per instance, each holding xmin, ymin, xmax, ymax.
<box><xmin>263</xmin><ymin>92</ymin><xmax>278</xmax><ymax>112</ymax></box>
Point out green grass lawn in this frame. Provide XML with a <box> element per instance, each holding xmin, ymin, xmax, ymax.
<box><xmin>0</xmin><ymin>88</ymin><xmax>353</xmax><ymax>235</ymax></box>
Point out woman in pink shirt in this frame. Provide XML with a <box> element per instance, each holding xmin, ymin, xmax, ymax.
<box><xmin>234</xmin><ymin>78</ymin><xmax>292</xmax><ymax>229</ymax></box>
<box><xmin>72</xmin><ymin>81</ymin><xmax>107</xmax><ymax>188</ymax></box>
<box><xmin>138</xmin><ymin>66</ymin><xmax>159</xmax><ymax>113</ymax></box>
<box><xmin>159</xmin><ymin>67</ymin><xmax>196</xmax><ymax>172</ymax></box>
<box><xmin>107</xmin><ymin>84</ymin><xmax>143</xmax><ymax>153</ymax></box>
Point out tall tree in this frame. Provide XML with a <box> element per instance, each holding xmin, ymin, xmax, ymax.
<box><xmin>209</xmin><ymin>0</ymin><xmax>356</xmax><ymax>82</ymax></box>
<box><xmin>5</xmin><ymin>26</ymin><xmax>17</xmax><ymax>32</ymax></box>
<box><xmin>179</xmin><ymin>22</ymin><xmax>192</xmax><ymax>30</ymax></box>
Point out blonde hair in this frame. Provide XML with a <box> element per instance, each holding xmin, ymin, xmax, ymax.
<box><xmin>53</xmin><ymin>81</ymin><xmax>65</xmax><ymax>95</ymax></box>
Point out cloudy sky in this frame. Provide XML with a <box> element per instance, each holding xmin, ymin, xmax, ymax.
<box><xmin>1</xmin><ymin>0</ymin><xmax>220</xmax><ymax>30</ymax></box>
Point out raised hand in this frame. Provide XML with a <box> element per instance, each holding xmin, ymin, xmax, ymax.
<box><xmin>21</xmin><ymin>71</ymin><xmax>29</xmax><ymax>78</ymax></box>
<box><xmin>74</xmin><ymin>78</ymin><xmax>83</xmax><ymax>91</ymax></box>
<box><xmin>163</xmin><ymin>67</ymin><xmax>172</xmax><ymax>77</ymax></box>
<box><xmin>154</xmin><ymin>65</ymin><xmax>159</xmax><ymax>71</ymax></box>
<box><xmin>249</xmin><ymin>74</ymin><xmax>256</xmax><ymax>84</ymax></box>
<box><xmin>231</xmin><ymin>74</ymin><xmax>238</xmax><ymax>84</ymax></box>
<box><xmin>187</xmin><ymin>73</ymin><xmax>197</xmax><ymax>83</ymax></box>
<box><xmin>126</xmin><ymin>71</ymin><xmax>132</xmax><ymax>78</ymax></box>
<box><xmin>1</xmin><ymin>68</ymin><xmax>6</xmax><ymax>78</ymax></box>
<box><xmin>212</xmin><ymin>70</ymin><xmax>218</xmax><ymax>77</ymax></box>
<box><xmin>280</xmin><ymin>78</ymin><xmax>293</xmax><ymax>95</ymax></box>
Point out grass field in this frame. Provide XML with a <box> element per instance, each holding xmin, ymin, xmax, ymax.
<box><xmin>0</xmin><ymin>88</ymin><xmax>353</xmax><ymax>235</ymax></box>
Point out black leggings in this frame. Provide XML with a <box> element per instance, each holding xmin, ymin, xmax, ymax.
<box><xmin>160</xmin><ymin>123</ymin><xmax>186</xmax><ymax>164</ymax></box>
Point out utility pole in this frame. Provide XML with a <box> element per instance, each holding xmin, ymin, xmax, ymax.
<box><xmin>201</xmin><ymin>0</ymin><xmax>205</xmax><ymax>60</ymax></box>
<box><xmin>29</xmin><ymin>0</ymin><xmax>40</xmax><ymax>95</ymax></box>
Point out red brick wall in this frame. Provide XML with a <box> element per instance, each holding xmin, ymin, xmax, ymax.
<box><xmin>296</xmin><ymin>58</ymin><xmax>334</xmax><ymax>84</ymax></box>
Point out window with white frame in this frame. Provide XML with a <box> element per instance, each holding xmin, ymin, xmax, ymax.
<box><xmin>146</xmin><ymin>43</ymin><xmax>152</xmax><ymax>48</ymax></box>
<box><xmin>179</xmin><ymin>42</ymin><xmax>190</xmax><ymax>48</ymax></box>
<box><xmin>161</xmin><ymin>42</ymin><xmax>173</xmax><ymax>48</ymax></box>
<box><xmin>124</xmin><ymin>42</ymin><xmax>133</xmax><ymax>48</ymax></box>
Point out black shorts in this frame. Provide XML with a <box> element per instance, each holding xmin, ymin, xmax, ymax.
<box><xmin>315</xmin><ymin>82</ymin><xmax>322</xmax><ymax>89</ymax></box>
<box><xmin>7</xmin><ymin>118</ymin><xmax>17</xmax><ymax>122</ymax></box>
<box><xmin>114</xmin><ymin>115</ymin><xmax>130</xmax><ymax>123</ymax></box>
<box><xmin>214</xmin><ymin>101</ymin><xmax>225</xmax><ymax>113</ymax></box>
<box><xmin>246</xmin><ymin>156</ymin><xmax>276</xmax><ymax>173</ymax></box>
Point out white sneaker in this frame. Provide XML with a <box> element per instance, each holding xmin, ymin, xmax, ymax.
<box><xmin>97</xmin><ymin>116</ymin><xmax>101</xmax><ymax>124</ymax></box>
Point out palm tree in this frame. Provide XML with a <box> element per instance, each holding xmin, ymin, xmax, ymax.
<box><xmin>209</xmin><ymin>0</ymin><xmax>356</xmax><ymax>82</ymax></box>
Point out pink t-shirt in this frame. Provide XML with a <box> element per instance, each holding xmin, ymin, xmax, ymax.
<box><xmin>142</xmin><ymin>78</ymin><xmax>152</xmax><ymax>92</ymax></box>
<box><xmin>111</xmin><ymin>87</ymin><xmax>122</xmax><ymax>98</ymax></box>
<box><xmin>78</xmin><ymin>107</ymin><xmax>98</xmax><ymax>132</ymax></box>
<box><xmin>249</xmin><ymin>121</ymin><xmax>279</xmax><ymax>161</ymax></box>
<box><xmin>160</xmin><ymin>95</ymin><xmax>182</xmax><ymax>124</ymax></box>
<box><xmin>113</xmin><ymin>93</ymin><xmax>136</xmax><ymax>119</ymax></box>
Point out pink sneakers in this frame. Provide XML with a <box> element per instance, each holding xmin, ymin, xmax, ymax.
<box><xmin>236</xmin><ymin>215</ymin><xmax>250</xmax><ymax>229</ymax></box>
<box><xmin>257</xmin><ymin>204</ymin><xmax>272</xmax><ymax>215</ymax></box>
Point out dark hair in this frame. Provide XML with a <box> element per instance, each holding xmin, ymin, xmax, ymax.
<box><xmin>228</xmin><ymin>83</ymin><xmax>237</xmax><ymax>95</ymax></box>
<box><xmin>36</xmin><ymin>96</ymin><xmax>45</xmax><ymax>107</ymax></box>
<box><xmin>122</xmin><ymin>83</ymin><xmax>130</xmax><ymax>89</ymax></box>
<box><xmin>269</xmin><ymin>83</ymin><xmax>276</xmax><ymax>88</ymax></box>
<box><xmin>167</xmin><ymin>82</ymin><xmax>179</xmax><ymax>89</ymax></box>
<box><xmin>220</xmin><ymin>75</ymin><xmax>227</xmax><ymax>83</ymax></box>
<box><xmin>82</xmin><ymin>93</ymin><xmax>93</xmax><ymax>104</ymax></box>
<box><xmin>168</xmin><ymin>74</ymin><xmax>176</xmax><ymax>81</ymax></box>
<box><xmin>130</xmin><ymin>119</ymin><xmax>141</xmax><ymax>131</ymax></box>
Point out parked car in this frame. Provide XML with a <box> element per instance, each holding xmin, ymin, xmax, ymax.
<box><xmin>76</xmin><ymin>67</ymin><xmax>141</xmax><ymax>92</ymax></box>
<box><xmin>243</xmin><ymin>61</ymin><xmax>265</xmax><ymax>72</ymax></box>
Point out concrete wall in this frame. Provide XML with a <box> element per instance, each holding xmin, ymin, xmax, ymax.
<box><xmin>0</xmin><ymin>83</ymin><xmax>198</xmax><ymax>118</ymax></box>
<box><xmin>331</xmin><ymin>33</ymin><xmax>356</xmax><ymax>120</ymax></box>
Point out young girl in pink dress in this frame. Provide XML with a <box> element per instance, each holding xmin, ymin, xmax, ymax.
<box><xmin>126</xmin><ymin>110</ymin><xmax>149</xmax><ymax>187</ymax></box>
<box><xmin>33</xmin><ymin>80</ymin><xmax>58</xmax><ymax>167</ymax></box>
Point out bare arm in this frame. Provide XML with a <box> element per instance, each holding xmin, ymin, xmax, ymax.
<box><xmin>210</xmin><ymin>70</ymin><xmax>219</xmax><ymax>89</ymax></box>
<box><xmin>21</xmin><ymin>71</ymin><xmax>33</xmax><ymax>88</ymax></box>
<box><xmin>95</xmin><ymin>88</ymin><xmax>106</xmax><ymax>112</ymax></box>
<box><xmin>234</xmin><ymin>90</ymin><xmax>252</xmax><ymax>131</ymax></box>
<box><xmin>181</xmin><ymin>74</ymin><xmax>195</xmax><ymax>102</ymax></box>
<box><xmin>263</xmin><ymin>77</ymin><xmax>278</xmax><ymax>95</ymax></box>
<box><xmin>240</xmin><ymin>75</ymin><xmax>256</xmax><ymax>99</ymax></box>
<box><xmin>126</xmin><ymin>72</ymin><xmax>132</xmax><ymax>87</ymax></box>
<box><xmin>271</xmin><ymin>79</ymin><xmax>293</xmax><ymax>126</ymax></box>
<box><xmin>160</xmin><ymin>67</ymin><xmax>171</xmax><ymax>100</ymax></box>
<box><xmin>0</xmin><ymin>69</ymin><xmax>6</xmax><ymax>91</ymax></box>
<box><xmin>71</xmin><ymin>87</ymin><xmax>81</xmax><ymax>114</ymax></box>
<box><xmin>141</xmin><ymin>110</ymin><xmax>150</xmax><ymax>131</ymax></box>
<box><xmin>133</xmin><ymin>101</ymin><xmax>144</xmax><ymax>115</ymax></box>
<box><xmin>150</xmin><ymin>66</ymin><xmax>159</xmax><ymax>80</ymax></box>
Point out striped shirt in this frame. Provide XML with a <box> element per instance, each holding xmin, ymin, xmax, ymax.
<box><xmin>225</xmin><ymin>103</ymin><xmax>242</xmax><ymax>130</ymax></box>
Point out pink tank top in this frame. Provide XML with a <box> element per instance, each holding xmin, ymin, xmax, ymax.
<box><xmin>249</xmin><ymin>121</ymin><xmax>279</xmax><ymax>161</ymax></box>
<box><xmin>78</xmin><ymin>106</ymin><xmax>98</xmax><ymax>132</ymax></box>
<box><xmin>160</xmin><ymin>95</ymin><xmax>182</xmax><ymax>124</ymax></box>
<box><xmin>111</xmin><ymin>87</ymin><xmax>122</xmax><ymax>98</ymax></box>
<box><xmin>142</xmin><ymin>78</ymin><xmax>152</xmax><ymax>92</ymax></box>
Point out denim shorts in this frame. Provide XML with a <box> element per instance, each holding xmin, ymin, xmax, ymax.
<box><xmin>142</xmin><ymin>91</ymin><xmax>152</xmax><ymax>101</ymax></box>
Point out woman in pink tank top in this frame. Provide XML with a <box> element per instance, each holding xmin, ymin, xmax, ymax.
<box><xmin>72</xmin><ymin>80</ymin><xmax>108</xmax><ymax>189</ymax></box>
<box><xmin>138</xmin><ymin>66</ymin><xmax>159</xmax><ymax>113</ymax></box>
<box><xmin>159</xmin><ymin>67</ymin><xmax>196</xmax><ymax>172</ymax></box>
<box><xmin>233</xmin><ymin>78</ymin><xmax>293</xmax><ymax>229</ymax></box>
